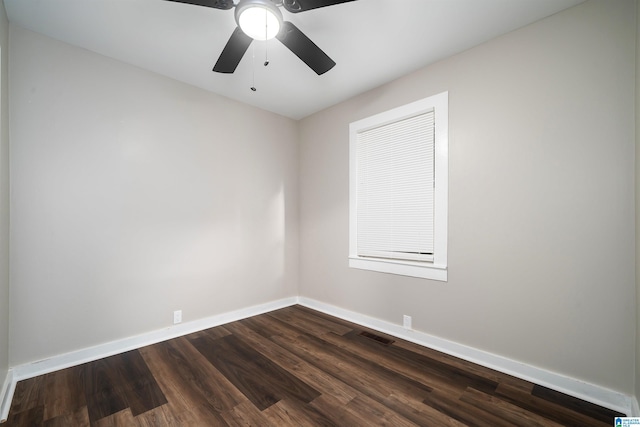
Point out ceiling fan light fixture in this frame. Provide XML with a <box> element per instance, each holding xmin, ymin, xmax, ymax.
<box><xmin>235</xmin><ymin>0</ymin><xmax>283</xmax><ymax>41</ymax></box>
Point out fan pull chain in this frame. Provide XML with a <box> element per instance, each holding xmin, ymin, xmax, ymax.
<box><xmin>264</xmin><ymin>8</ymin><xmax>269</xmax><ymax>67</ymax></box>
<box><xmin>250</xmin><ymin>43</ymin><xmax>256</xmax><ymax>91</ymax></box>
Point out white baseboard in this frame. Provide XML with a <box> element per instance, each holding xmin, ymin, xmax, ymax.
<box><xmin>2</xmin><ymin>296</ymin><xmax>298</xmax><ymax>418</ymax></box>
<box><xmin>631</xmin><ymin>396</ymin><xmax>640</xmax><ymax>417</ymax></box>
<box><xmin>298</xmin><ymin>296</ymin><xmax>634</xmax><ymax>416</ymax></box>
<box><xmin>0</xmin><ymin>368</ymin><xmax>14</xmax><ymax>423</ymax></box>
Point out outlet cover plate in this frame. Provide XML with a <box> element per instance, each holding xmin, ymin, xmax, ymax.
<box><xmin>173</xmin><ymin>310</ymin><xmax>182</xmax><ymax>324</ymax></box>
<box><xmin>403</xmin><ymin>315</ymin><xmax>412</xmax><ymax>329</ymax></box>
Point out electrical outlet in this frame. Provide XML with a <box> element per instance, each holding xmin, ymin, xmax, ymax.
<box><xmin>403</xmin><ymin>315</ymin><xmax>412</xmax><ymax>330</ymax></box>
<box><xmin>173</xmin><ymin>310</ymin><xmax>182</xmax><ymax>325</ymax></box>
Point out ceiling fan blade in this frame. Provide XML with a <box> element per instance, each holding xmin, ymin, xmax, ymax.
<box><xmin>163</xmin><ymin>0</ymin><xmax>233</xmax><ymax>9</ymax></box>
<box><xmin>282</xmin><ymin>0</ymin><xmax>356</xmax><ymax>13</ymax></box>
<box><xmin>213</xmin><ymin>27</ymin><xmax>253</xmax><ymax>73</ymax></box>
<box><xmin>276</xmin><ymin>21</ymin><xmax>336</xmax><ymax>75</ymax></box>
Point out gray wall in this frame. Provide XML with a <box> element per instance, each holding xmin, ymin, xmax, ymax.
<box><xmin>8</xmin><ymin>26</ymin><xmax>299</xmax><ymax>366</ymax></box>
<box><xmin>299</xmin><ymin>0</ymin><xmax>636</xmax><ymax>394</ymax></box>
<box><xmin>0</xmin><ymin>0</ymin><xmax>10</xmax><ymax>391</ymax></box>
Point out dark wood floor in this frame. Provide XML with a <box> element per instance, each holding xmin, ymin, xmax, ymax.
<box><xmin>2</xmin><ymin>305</ymin><xmax>624</xmax><ymax>426</ymax></box>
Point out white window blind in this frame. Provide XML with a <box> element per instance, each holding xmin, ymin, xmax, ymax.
<box><xmin>356</xmin><ymin>110</ymin><xmax>435</xmax><ymax>262</ymax></box>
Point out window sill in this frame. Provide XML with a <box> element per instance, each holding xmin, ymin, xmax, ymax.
<box><xmin>349</xmin><ymin>256</ymin><xmax>447</xmax><ymax>281</ymax></box>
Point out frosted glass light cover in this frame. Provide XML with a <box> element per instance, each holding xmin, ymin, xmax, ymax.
<box><xmin>238</xmin><ymin>6</ymin><xmax>281</xmax><ymax>40</ymax></box>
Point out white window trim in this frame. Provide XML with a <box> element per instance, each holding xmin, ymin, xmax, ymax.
<box><xmin>349</xmin><ymin>91</ymin><xmax>448</xmax><ymax>281</ymax></box>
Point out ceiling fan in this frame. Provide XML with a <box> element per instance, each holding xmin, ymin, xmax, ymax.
<box><xmin>165</xmin><ymin>0</ymin><xmax>356</xmax><ymax>75</ymax></box>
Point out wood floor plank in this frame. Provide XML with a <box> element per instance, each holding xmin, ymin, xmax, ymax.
<box><xmin>223</xmin><ymin>321</ymin><xmax>304</xmax><ymax>371</ymax></box>
<box><xmin>323</xmin><ymin>328</ymin><xmax>499</xmax><ymax>396</ymax></box>
<box><xmin>91</xmin><ymin>408</ymin><xmax>137</xmax><ymax>427</ymax></box>
<box><xmin>3</xmin><ymin>305</ymin><xmax>624</xmax><ymax>426</ymax></box>
<box><xmin>138</xmin><ymin>344</ymin><xmax>202</xmax><ymax>417</ymax></box>
<box><xmin>79</xmin><ymin>358</ymin><xmax>128</xmax><ymax>423</ymax></box>
<box><xmin>382</xmin><ymin>392</ymin><xmax>470</xmax><ymax>427</ymax></box>
<box><xmin>494</xmin><ymin>382</ymin><xmax>615</xmax><ymax>427</ymax></box>
<box><xmin>172</xmin><ymin>403</ymin><xmax>229</xmax><ymax>427</ymax></box>
<box><xmin>237</xmin><ymin>314</ymin><xmax>294</xmax><ymax>339</ymax></box>
<box><xmin>460</xmin><ymin>387</ymin><xmax>565</xmax><ymax>427</ymax></box>
<box><xmin>4</xmin><ymin>405</ymin><xmax>44</xmax><ymax>427</ymax></box>
<box><xmin>110</xmin><ymin>350</ymin><xmax>167</xmax><ymax>416</ymax></box>
<box><xmin>191</xmin><ymin>334</ymin><xmax>280</xmax><ymax>410</ymax></box>
<box><xmin>313</xmin><ymin>377</ymin><xmax>441</xmax><ymax>427</ymax></box>
<box><xmin>268</xmin><ymin>306</ymin><xmax>354</xmax><ymax>336</ymax></box>
<box><xmin>223</xmin><ymin>320</ymin><xmax>357</xmax><ymax>405</ymax></box>
<box><xmin>421</xmin><ymin>390</ymin><xmax>515</xmax><ymax>427</ymax></box>
<box><xmin>167</xmin><ymin>336</ymin><xmax>247</xmax><ymax>411</ymax></box>
<box><xmin>140</xmin><ymin>337</ymin><xmax>245</xmax><ymax>415</ymax></box>
<box><xmin>271</xmin><ymin>324</ymin><xmax>434</xmax><ymax>400</ymax></box>
<box><xmin>531</xmin><ymin>384</ymin><xmax>623</xmax><ymax>423</ymax></box>
<box><xmin>133</xmin><ymin>405</ymin><xmax>177</xmax><ymax>427</ymax></box>
<box><xmin>344</xmin><ymin>395</ymin><xmax>424</xmax><ymax>427</ymax></box>
<box><xmin>123</xmin><ymin>381</ymin><xmax>167</xmax><ymax>419</ymax></box>
<box><xmin>42</xmin><ymin>406</ymin><xmax>89</xmax><ymax>427</ymax></box>
<box><xmin>185</xmin><ymin>325</ymin><xmax>231</xmax><ymax>341</ymax></box>
<box><xmin>190</xmin><ymin>333</ymin><xmax>320</xmax><ymax>410</ymax></box>
<box><xmin>42</xmin><ymin>366</ymin><xmax>86</xmax><ymax>421</ymax></box>
<box><xmin>293</xmin><ymin>305</ymin><xmax>367</xmax><ymax>332</ymax></box>
<box><xmin>309</xmin><ymin>394</ymin><xmax>392</xmax><ymax>427</ymax></box>
<box><xmin>220</xmin><ymin>400</ymin><xmax>271</xmax><ymax>427</ymax></box>
<box><xmin>262</xmin><ymin>398</ymin><xmax>337</xmax><ymax>427</ymax></box>
<box><xmin>268</xmin><ymin>330</ymin><xmax>447</xmax><ymax>426</ymax></box>
<box><xmin>392</xmin><ymin>337</ymin><xmax>509</xmax><ymax>384</ymax></box>
<box><xmin>8</xmin><ymin>376</ymin><xmax>45</xmax><ymax>415</ymax></box>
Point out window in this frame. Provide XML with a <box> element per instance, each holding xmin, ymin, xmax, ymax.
<box><xmin>349</xmin><ymin>91</ymin><xmax>448</xmax><ymax>281</ymax></box>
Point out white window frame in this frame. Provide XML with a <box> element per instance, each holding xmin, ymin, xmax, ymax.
<box><xmin>349</xmin><ymin>91</ymin><xmax>448</xmax><ymax>281</ymax></box>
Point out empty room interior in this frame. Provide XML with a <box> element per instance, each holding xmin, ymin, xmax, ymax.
<box><xmin>0</xmin><ymin>0</ymin><xmax>639</xmax><ymax>425</ymax></box>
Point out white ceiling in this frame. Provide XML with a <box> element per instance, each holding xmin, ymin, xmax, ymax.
<box><xmin>4</xmin><ymin>0</ymin><xmax>583</xmax><ymax>119</ymax></box>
